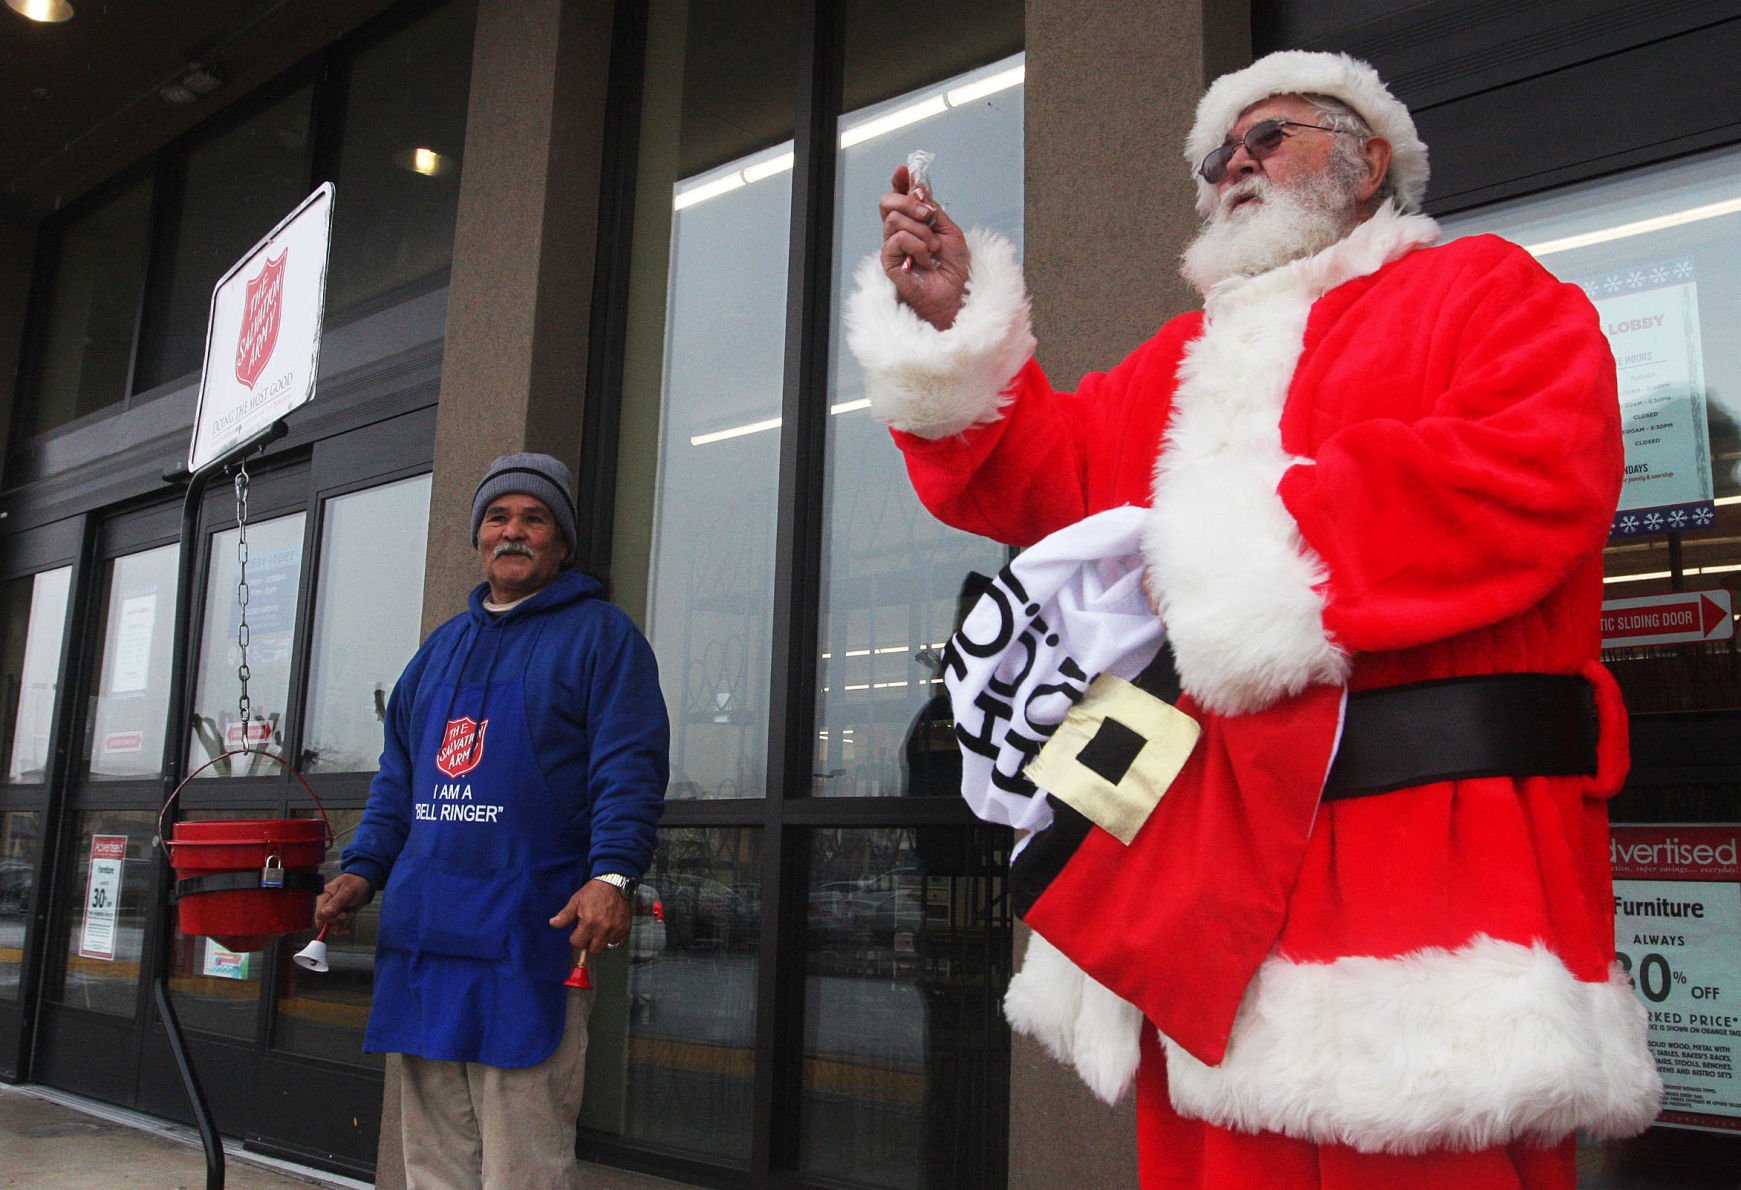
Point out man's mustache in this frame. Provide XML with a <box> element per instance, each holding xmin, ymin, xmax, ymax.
<box><xmin>492</xmin><ymin>541</ymin><xmax>536</xmax><ymax>560</ymax></box>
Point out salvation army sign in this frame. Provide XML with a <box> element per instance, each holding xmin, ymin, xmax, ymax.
<box><xmin>188</xmin><ymin>183</ymin><xmax>334</xmax><ymax>472</ymax></box>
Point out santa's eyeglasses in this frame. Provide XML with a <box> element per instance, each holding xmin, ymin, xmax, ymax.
<box><xmin>1198</xmin><ymin>119</ymin><xmax>1351</xmax><ymax>183</ymax></box>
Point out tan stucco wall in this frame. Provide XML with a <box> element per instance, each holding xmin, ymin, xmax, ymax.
<box><xmin>420</xmin><ymin>0</ymin><xmax>616</xmax><ymax>638</ymax></box>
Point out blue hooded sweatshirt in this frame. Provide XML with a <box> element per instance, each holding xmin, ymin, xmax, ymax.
<box><xmin>343</xmin><ymin>568</ymin><xmax>668</xmax><ymax>1066</ymax></box>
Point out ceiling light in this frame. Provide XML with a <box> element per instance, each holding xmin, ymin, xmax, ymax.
<box><xmin>6</xmin><ymin>0</ymin><xmax>75</xmax><ymax>22</ymax></box>
<box><xmin>1523</xmin><ymin>197</ymin><xmax>1741</xmax><ymax>257</ymax></box>
<box><xmin>160</xmin><ymin>62</ymin><xmax>224</xmax><ymax>106</ymax></box>
<box><xmin>395</xmin><ymin>147</ymin><xmax>453</xmax><ymax>176</ymax></box>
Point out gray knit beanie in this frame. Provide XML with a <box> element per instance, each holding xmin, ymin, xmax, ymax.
<box><xmin>470</xmin><ymin>452</ymin><xmax>578</xmax><ymax>553</ymax></box>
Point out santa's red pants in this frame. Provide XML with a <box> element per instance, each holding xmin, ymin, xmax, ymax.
<box><xmin>1135</xmin><ymin>1025</ymin><xmax>1575</xmax><ymax>1188</ymax></box>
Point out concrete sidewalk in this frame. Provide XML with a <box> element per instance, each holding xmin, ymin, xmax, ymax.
<box><xmin>0</xmin><ymin>1083</ymin><xmax>367</xmax><ymax>1190</ymax></box>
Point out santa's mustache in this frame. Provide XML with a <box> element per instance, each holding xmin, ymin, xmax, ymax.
<box><xmin>492</xmin><ymin>541</ymin><xmax>536</xmax><ymax>560</ymax></box>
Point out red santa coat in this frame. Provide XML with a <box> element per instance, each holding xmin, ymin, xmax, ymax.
<box><xmin>845</xmin><ymin>204</ymin><xmax>1659</xmax><ymax>1164</ymax></box>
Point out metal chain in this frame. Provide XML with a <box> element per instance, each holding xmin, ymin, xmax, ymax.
<box><xmin>234</xmin><ymin>463</ymin><xmax>253</xmax><ymax>748</ymax></box>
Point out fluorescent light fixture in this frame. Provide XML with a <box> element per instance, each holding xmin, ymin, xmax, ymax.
<box><xmin>7</xmin><ymin>0</ymin><xmax>75</xmax><ymax>21</ymax></box>
<box><xmin>396</xmin><ymin>147</ymin><xmax>451</xmax><ymax>176</ymax></box>
<box><xmin>840</xmin><ymin>96</ymin><xmax>948</xmax><ymax>149</ymax></box>
<box><xmin>688</xmin><ymin>396</ymin><xmax>873</xmax><ymax>446</ymax></box>
<box><xmin>674</xmin><ymin>172</ymin><xmax>746</xmax><ymax>210</ymax></box>
<box><xmin>946</xmin><ymin>64</ymin><xmax>1025</xmax><ymax>107</ymax></box>
<box><xmin>1604</xmin><ymin>570</ymin><xmax>1671</xmax><ymax>584</ymax></box>
<box><xmin>1523</xmin><ymin>197</ymin><xmax>1741</xmax><ymax>257</ymax></box>
<box><xmin>1715</xmin><ymin>495</ymin><xmax>1741</xmax><ymax>507</ymax></box>
<box><xmin>688</xmin><ymin>415</ymin><xmax>780</xmax><ymax>446</ymax></box>
<box><xmin>744</xmin><ymin>152</ymin><xmax>794</xmax><ymax>183</ymax></box>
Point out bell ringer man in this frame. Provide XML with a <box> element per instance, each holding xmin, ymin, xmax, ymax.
<box><xmin>846</xmin><ymin>50</ymin><xmax>1660</xmax><ymax>1188</ymax></box>
<box><xmin>315</xmin><ymin>452</ymin><xmax>668</xmax><ymax>1189</ymax></box>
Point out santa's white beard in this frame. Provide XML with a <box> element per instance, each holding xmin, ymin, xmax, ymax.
<box><xmin>1180</xmin><ymin>173</ymin><xmax>1363</xmax><ymax>296</ymax></box>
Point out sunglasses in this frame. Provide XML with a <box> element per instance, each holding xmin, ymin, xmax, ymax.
<box><xmin>1198</xmin><ymin>119</ymin><xmax>1344</xmax><ymax>184</ymax></box>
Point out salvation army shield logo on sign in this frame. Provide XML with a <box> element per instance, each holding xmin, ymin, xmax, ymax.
<box><xmin>235</xmin><ymin>249</ymin><xmax>287</xmax><ymax>390</ymax></box>
<box><xmin>435</xmin><ymin>717</ymin><xmax>488</xmax><ymax>779</ymax></box>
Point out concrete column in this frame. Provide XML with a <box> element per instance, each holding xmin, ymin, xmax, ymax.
<box><xmin>420</xmin><ymin>0</ymin><xmax>616</xmax><ymax>636</ymax></box>
<box><xmin>382</xmin><ymin>2</ymin><xmax>614</xmax><ymax>1184</ymax></box>
<box><xmin>1013</xmin><ymin>1</ymin><xmax>1249</xmax><ymax>1185</ymax></box>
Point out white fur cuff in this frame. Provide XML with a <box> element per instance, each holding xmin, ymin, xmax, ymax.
<box><xmin>1004</xmin><ymin>933</ymin><xmax>1144</xmax><ymax>1105</ymax></box>
<box><xmin>1163</xmin><ymin>937</ymin><xmax>1663</xmax><ymax>1153</ymax></box>
<box><xmin>844</xmin><ymin>227</ymin><xmax>1035</xmax><ymax>439</ymax></box>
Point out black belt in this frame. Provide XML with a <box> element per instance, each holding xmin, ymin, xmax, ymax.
<box><xmin>1135</xmin><ymin>645</ymin><xmax>1599</xmax><ymax>799</ymax></box>
<box><xmin>1324</xmin><ymin>672</ymin><xmax>1597</xmax><ymax>799</ymax></box>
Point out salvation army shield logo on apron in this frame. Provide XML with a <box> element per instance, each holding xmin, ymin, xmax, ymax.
<box><xmin>235</xmin><ymin>249</ymin><xmax>287</xmax><ymax>390</ymax></box>
<box><xmin>435</xmin><ymin>716</ymin><xmax>489</xmax><ymax>779</ymax></box>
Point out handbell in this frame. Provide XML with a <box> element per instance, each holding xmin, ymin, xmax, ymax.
<box><xmin>293</xmin><ymin>925</ymin><xmax>330</xmax><ymax>973</ymax></box>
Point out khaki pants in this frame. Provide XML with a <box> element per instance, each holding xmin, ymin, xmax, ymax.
<box><xmin>400</xmin><ymin>987</ymin><xmax>595</xmax><ymax>1190</ymax></box>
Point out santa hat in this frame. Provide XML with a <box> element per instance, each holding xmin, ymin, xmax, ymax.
<box><xmin>1184</xmin><ymin>50</ymin><xmax>1429</xmax><ymax>217</ymax></box>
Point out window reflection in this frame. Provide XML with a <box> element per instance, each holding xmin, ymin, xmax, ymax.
<box><xmin>2</xmin><ymin>567</ymin><xmax>71</xmax><ymax>784</ymax></box>
<box><xmin>581</xmin><ymin>827</ymin><xmax>761</xmax><ymax>1164</ymax></box>
<box><xmin>326</xmin><ymin>0</ymin><xmax>474</xmax><ymax>311</ymax></box>
<box><xmin>52</xmin><ymin>810</ymin><xmax>155</xmax><ymax>1016</ymax></box>
<box><xmin>801</xmin><ymin>826</ymin><xmax>1011</xmax><ymax>1188</ymax></box>
<box><xmin>188</xmin><ymin>514</ymin><xmax>306</xmax><ymax>776</ymax></box>
<box><xmin>83</xmin><ymin>544</ymin><xmax>180</xmax><ymax>781</ymax></box>
<box><xmin>639</xmin><ymin>0</ymin><xmax>799</xmax><ymax>801</ymax></box>
<box><xmin>815</xmin><ymin>55</ymin><xmax>1024</xmax><ymax>798</ymax></box>
<box><xmin>136</xmin><ymin>86</ymin><xmax>315</xmax><ymax>391</ymax></box>
<box><xmin>0</xmin><ymin>810</ymin><xmax>41</xmax><ymax>1002</ymax></box>
<box><xmin>26</xmin><ymin>175</ymin><xmax>153</xmax><ymax>435</ymax></box>
<box><xmin>274</xmin><ymin>808</ymin><xmax>381</xmax><ymax>1068</ymax></box>
<box><xmin>1441</xmin><ymin>146</ymin><xmax>1741</xmax><ymax>714</ymax></box>
<box><xmin>301</xmin><ymin>476</ymin><xmax>431</xmax><ymax>774</ymax></box>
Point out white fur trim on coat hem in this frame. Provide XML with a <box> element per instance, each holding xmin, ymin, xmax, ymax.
<box><xmin>1162</xmin><ymin>936</ymin><xmax>1663</xmax><ymax>1153</ymax></box>
<box><xmin>1004</xmin><ymin>933</ymin><xmax>1143</xmax><ymax>1105</ymax></box>
<box><xmin>1144</xmin><ymin>205</ymin><xmax>1437</xmax><ymax>715</ymax></box>
<box><xmin>844</xmin><ymin>227</ymin><xmax>1034</xmax><ymax>439</ymax></box>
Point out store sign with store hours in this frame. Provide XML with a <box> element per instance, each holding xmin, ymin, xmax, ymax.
<box><xmin>1612</xmin><ymin>824</ymin><xmax>1741</xmax><ymax>1131</ymax></box>
<box><xmin>1584</xmin><ymin>259</ymin><xmax>1715</xmax><ymax>538</ymax></box>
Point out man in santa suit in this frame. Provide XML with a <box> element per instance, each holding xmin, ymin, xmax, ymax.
<box><xmin>846</xmin><ymin>50</ymin><xmax>1660</xmax><ymax>1188</ymax></box>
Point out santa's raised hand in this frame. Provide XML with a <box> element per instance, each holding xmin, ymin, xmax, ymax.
<box><xmin>877</xmin><ymin>164</ymin><xmax>971</xmax><ymax>330</ymax></box>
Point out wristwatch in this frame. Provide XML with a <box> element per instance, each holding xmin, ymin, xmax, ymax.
<box><xmin>593</xmin><ymin>873</ymin><xmax>640</xmax><ymax>900</ymax></box>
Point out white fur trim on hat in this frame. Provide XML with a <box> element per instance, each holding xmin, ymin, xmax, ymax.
<box><xmin>1004</xmin><ymin>932</ymin><xmax>1144</xmax><ymax>1105</ymax></box>
<box><xmin>1162</xmin><ymin>936</ymin><xmax>1662</xmax><ymax>1153</ymax></box>
<box><xmin>845</xmin><ymin>227</ymin><xmax>1035</xmax><ymax>439</ymax></box>
<box><xmin>1185</xmin><ymin>51</ymin><xmax>1430</xmax><ymax>217</ymax></box>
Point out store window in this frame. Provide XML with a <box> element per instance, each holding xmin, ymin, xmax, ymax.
<box><xmin>799</xmin><ymin>825</ymin><xmax>1009</xmax><ymax>1188</ymax></box>
<box><xmin>15</xmin><ymin>0</ymin><xmax>476</xmax><ymax>440</ymax></box>
<box><xmin>82</xmin><ymin>544</ymin><xmax>180</xmax><ymax>782</ymax></box>
<box><xmin>325</xmin><ymin>0</ymin><xmax>475</xmax><ymax>312</ymax></box>
<box><xmin>23</xmin><ymin>177</ymin><xmax>154</xmax><ymax>436</ymax></box>
<box><xmin>300</xmin><ymin>475</ymin><xmax>431</xmax><ymax>774</ymax></box>
<box><xmin>1440</xmin><ymin>143</ymin><xmax>1741</xmax><ymax>1172</ymax></box>
<box><xmin>135</xmin><ymin>86</ymin><xmax>317</xmax><ymax>392</ymax></box>
<box><xmin>0</xmin><ymin>810</ymin><xmax>41</xmax><ymax>1001</ymax></box>
<box><xmin>640</xmin><ymin>0</ymin><xmax>799</xmax><ymax>804</ymax></box>
<box><xmin>49</xmin><ymin>809</ymin><xmax>155</xmax><ymax>1016</ymax></box>
<box><xmin>1</xmin><ymin>567</ymin><xmax>71</xmax><ymax>785</ymax></box>
<box><xmin>580</xmin><ymin>826</ymin><xmax>762</xmax><ymax>1163</ymax></box>
<box><xmin>188</xmin><ymin>513</ymin><xmax>306</xmax><ymax>776</ymax></box>
<box><xmin>818</xmin><ymin>54</ymin><xmax>1022</xmax><ymax>799</ymax></box>
<box><xmin>611</xmin><ymin>3</ymin><xmax>1021</xmax><ymax>1184</ymax></box>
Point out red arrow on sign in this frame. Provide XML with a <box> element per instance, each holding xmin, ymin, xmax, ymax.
<box><xmin>1602</xmin><ymin>590</ymin><xmax>1734</xmax><ymax>648</ymax></box>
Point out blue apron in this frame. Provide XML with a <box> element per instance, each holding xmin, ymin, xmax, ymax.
<box><xmin>365</xmin><ymin>676</ymin><xmax>584</xmax><ymax>1067</ymax></box>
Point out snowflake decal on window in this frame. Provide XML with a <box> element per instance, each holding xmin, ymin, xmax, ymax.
<box><xmin>1673</xmin><ymin>260</ymin><xmax>1694</xmax><ymax>279</ymax></box>
<box><xmin>1617</xmin><ymin>514</ymin><xmax>1641</xmax><ymax>534</ymax></box>
<box><xmin>1643</xmin><ymin>512</ymin><xmax>1665</xmax><ymax>531</ymax></box>
<box><xmin>1647</xmin><ymin>266</ymin><xmax>1669</xmax><ymax>286</ymax></box>
<box><xmin>1625</xmin><ymin>271</ymin><xmax>1645</xmax><ymax>289</ymax></box>
<box><xmin>1667</xmin><ymin>509</ymin><xmax>1689</xmax><ymax>529</ymax></box>
<box><xmin>1693</xmin><ymin>506</ymin><xmax>1716</xmax><ymax>527</ymax></box>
